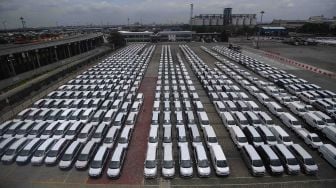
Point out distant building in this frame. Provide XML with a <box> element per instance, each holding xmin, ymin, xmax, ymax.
<box><xmin>260</xmin><ymin>26</ymin><xmax>288</xmax><ymax>36</ymax></box>
<box><xmin>191</xmin><ymin>8</ymin><xmax>256</xmax><ymax>27</ymax></box>
<box><xmin>118</xmin><ymin>31</ymin><xmax>153</xmax><ymax>42</ymax></box>
<box><xmin>118</xmin><ymin>30</ymin><xmax>194</xmax><ymax>42</ymax></box>
<box><xmin>158</xmin><ymin>31</ymin><xmax>194</xmax><ymax>42</ymax></box>
<box><xmin>308</xmin><ymin>15</ymin><xmax>336</xmax><ymax>24</ymax></box>
<box><xmin>271</xmin><ymin>19</ymin><xmax>306</xmax><ymax>29</ymax></box>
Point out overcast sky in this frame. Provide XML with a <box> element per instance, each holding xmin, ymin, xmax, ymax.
<box><xmin>1</xmin><ymin>0</ymin><xmax>335</xmax><ymax>29</ymax></box>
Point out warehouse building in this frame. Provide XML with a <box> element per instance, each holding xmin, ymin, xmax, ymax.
<box><xmin>157</xmin><ymin>31</ymin><xmax>194</xmax><ymax>42</ymax></box>
<box><xmin>118</xmin><ymin>31</ymin><xmax>153</xmax><ymax>42</ymax></box>
<box><xmin>192</xmin><ymin>8</ymin><xmax>257</xmax><ymax>27</ymax></box>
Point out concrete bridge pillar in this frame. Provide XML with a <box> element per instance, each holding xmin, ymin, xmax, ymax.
<box><xmin>35</xmin><ymin>49</ymin><xmax>41</xmax><ymax>67</ymax></box>
<box><xmin>54</xmin><ymin>46</ymin><xmax>58</xmax><ymax>61</ymax></box>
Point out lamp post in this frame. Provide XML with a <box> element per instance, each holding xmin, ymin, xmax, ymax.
<box><xmin>256</xmin><ymin>11</ymin><xmax>265</xmax><ymax>49</ymax></box>
<box><xmin>20</xmin><ymin>17</ymin><xmax>26</xmax><ymax>29</ymax></box>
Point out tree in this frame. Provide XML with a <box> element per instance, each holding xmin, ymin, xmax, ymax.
<box><xmin>107</xmin><ymin>31</ymin><xmax>126</xmax><ymax>48</ymax></box>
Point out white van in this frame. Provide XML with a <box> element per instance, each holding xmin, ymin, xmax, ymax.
<box><xmin>162</xmin><ymin>143</ymin><xmax>175</xmax><ymax>178</ymax></box>
<box><xmin>269</xmin><ymin>126</ymin><xmax>293</xmax><ymax>145</ymax></box>
<box><xmin>178</xmin><ymin>143</ymin><xmax>193</xmax><ymax>177</ymax></box>
<box><xmin>314</xmin><ymin>111</ymin><xmax>335</xmax><ymax>127</ymax></box>
<box><xmin>266</xmin><ymin>102</ymin><xmax>284</xmax><ymax>117</ymax></box>
<box><xmin>303</xmin><ymin>112</ymin><xmax>326</xmax><ymax>130</ymax></box>
<box><xmin>322</xmin><ymin>126</ymin><xmax>336</xmax><ymax>145</ymax></box>
<box><xmin>280</xmin><ymin>112</ymin><xmax>302</xmax><ymax>130</ymax></box>
<box><xmin>256</xmin><ymin>125</ymin><xmax>277</xmax><ymax>145</ymax></box>
<box><xmin>318</xmin><ymin>144</ymin><xmax>336</xmax><ymax>168</ymax></box>
<box><xmin>144</xmin><ymin>144</ymin><xmax>158</xmax><ymax>178</ymax></box>
<box><xmin>203</xmin><ymin>125</ymin><xmax>218</xmax><ymax>148</ymax></box>
<box><xmin>240</xmin><ymin>145</ymin><xmax>265</xmax><ymax>176</ymax></box>
<box><xmin>220</xmin><ymin>112</ymin><xmax>236</xmax><ymax>129</ymax></box>
<box><xmin>209</xmin><ymin>144</ymin><xmax>230</xmax><ymax>176</ymax></box>
<box><xmin>229</xmin><ymin>125</ymin><xmax>248</xmax><ymax>148</ymax></box>
<box><xmin>288</xmin><ymin>102</ymin><xmax>307</xmax><ymax>117</ymax></box>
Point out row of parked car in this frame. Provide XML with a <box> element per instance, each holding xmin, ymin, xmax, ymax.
<box><xmin>144</xmin><ymin>45</ymin><xmax>229</xmax><ymax>179</ymax></box>
<box><xmin>0</xmin><ymin>44</ymin><xmax>155</xmax><ymax>179</ymax></box>
<box><xmin>208</xmin><ymin>45</ymin><xmax>336</xmax><ymax>169</ymax></box>
<box><xmin>180</xmin><ymin>44</ymin><xmax>321</xmax><ymax>176</ymax></box>
<box><xmin>211</xmin><ymin>46</ymin><xmax>336</xmax><ymax>144</ymax></box>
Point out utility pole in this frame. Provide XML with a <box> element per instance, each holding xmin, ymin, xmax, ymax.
<box><xmin>20</xmin><ymin>17</ymin><xmax>26</xmax><ymax>29</ymax></box>
<box><xmin>2</xmin><ymin>21</ymin><xmax>7</xmax><ymax>31</ymax></box>
<box><xmin>190</xmin><ymin>3</ymin><xmax>193</xmax><ymax>31</ymax></box>
<box><xmin>256</xmin><ymin>10</ymin><xmax>265</xmax><ymax>49</ymax></box>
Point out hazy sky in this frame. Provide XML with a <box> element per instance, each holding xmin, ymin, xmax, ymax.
<box><xmin>1</xmin><ymin>0</ymin><xmax>335</xmax><ymax>29</ymax></box>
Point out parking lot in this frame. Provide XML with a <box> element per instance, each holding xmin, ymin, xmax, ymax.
<box><xmin>0</xmin><ymin>43</ymin><xmax>335</xmax><ymax>188</ymax></box>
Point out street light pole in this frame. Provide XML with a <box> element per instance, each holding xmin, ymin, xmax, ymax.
<box><xmin>256</xmin><ymin>11</ymin><xmax>265</xmax><ymax>49</ymax></box>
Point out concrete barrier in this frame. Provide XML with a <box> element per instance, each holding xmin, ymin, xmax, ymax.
<box><xmin>264</xmin><ymin>51</ymin><xmax>336</xmax><ymax>78</ymax></box>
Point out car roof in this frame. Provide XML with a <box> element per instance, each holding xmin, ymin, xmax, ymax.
<box><xmin>290</xmin><ymin>144</ymin><xmax>312</xmax><ymax>159</ymax></box>
<box><xmin>211</xmin><ymin>144</ymin><xmax>226</xmax><ymax>160</ymax></box>
<box><xmin>94</xmin><ymin>146</ymin><xmax>108</xmax><ymax>161</ymax></box>
<box><xmin>243</xmin><ymin>145</ymin><xmax>261</xmax><ymax>160</ymax></box>
<box><xmin>146</xmin><ymin>144</ymin><xmax>157</xmax><ymax>160</ymax></box>
<box><xmin>260</xmin><ymin>144</ymin><xmax>278</xmax><ymax>160</ymax></box>
<box><xmin>111</xmin><ymin>145</ymin><xmax>124</xmax><ymax>161</ymax></box>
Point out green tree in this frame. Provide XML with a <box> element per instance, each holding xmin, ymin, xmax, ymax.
<box><xmin>107</xmin><ymin>31</ymin><xmax>126</xmax><ymax>48</ymax></box>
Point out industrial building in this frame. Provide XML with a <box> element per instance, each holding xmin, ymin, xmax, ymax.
<box><xmin>191</xmin><ymin>8</ymin><xmax>257</xmax><ymax>27</ymax></box>
<box><xmin>118</xmin><ymin>31</ymin><xmax>153</xmax><ymax>42</ymax></box>
<box><xmin>119</xmin><ymin>30</ymin><xmax>194</xmax><ymax>42</ymax></box>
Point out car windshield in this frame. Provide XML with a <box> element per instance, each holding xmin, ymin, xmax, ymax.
<box><xmin>326</xmin><ymin>119</ymin><xmax>333</xmax><ymax>123</ymax></box>
<box><xmin>54</xmin><ymin>130</ymin><xmax>63</xmax><ymax>135</ymax></box>
<box><xmin>163</xmin><ymin>160</ymin><xmax>174</xmax><ymax>168</ymax></box>
<box><xmin>70</xmin><ymin>115</ymin><xmax>77</xmax><ymax>120</ymax></box>
<box><xmin>252</xmin><ymin>160</ymin><xmax>263</xmax><ymax>167</ymax></box>
<box><xmin>149</xmin><ymin>137</ymin><xmax>158</xmax><ymax>143</ymax></box>
<box><xmin>312</xmin><ymin>136</ymin><xmax>321</xmax><ymax>142</ymax></box>
<box><xmin>91</xmin><ymin>160</ymin><xmax>101</xmax><ymax>168</ymax></box>
<box><xmin>292</xmin><ymin>121</ymin><xmax>300</xmax><ymax>125</ymax></box>
<box><xmin>109</xmin><ymin>161</ymin><xmax>120</xmax><ymax>169</ymax></box>
<box><xmin>202</xmin><ymin>120</ymin><xmax>209</xmax><ymax>125</ymax></box>
<box><xmin>145</xmin><ymin>160</ymin><xmax>156</xmax><ymax>168</ymax></box>
<box><xmin>30</xmin><ymin>129</ymin><xmax>38</xmax><ymax>135</ymax></box>
<box><xmin>5</xmin><ymin>149</ymin><xmax>15</xmax><ymax>155</ymax></box>
<box><xmin>288</xmin><ymin>158</ymin><xmax>298</xmax><ymax>165</ymax></box>
<box><xmin>78</xmin><ymin>133</ymin><xmax>87</xmax><ymax>138</ymax></box>
<box><xmin>119</xmin><ymin>137</ymin><xmax>127</xmax><ymax>143</ymax></box>
<box><xmin>283</xmin><ymin>136</ymin><xmax>291</xmax><ymax>142</ymax></box>
<box><xmin>317</xmin><ymin>121</ymin><xmax>324</xmax><ymax>125</ymax></box>
<box><xmin>241</xmin><ymin>120</ymin><xmax>248</xmax><ymax>125</ymax></box>
<box><xmin>267</xmin><ymin>120</ymin><xmax>274</xmax><ymax>124</ymax></box>
<box><xmin>19</xmin><ymin>149</ymin><xmax>30</xmax><ymax>156</ymax></box>
<box><xmin>105</xmin><ymin>135</ymin><xmax>115</xmax><ymax>143</ymax></box>
<box><xmin>78</xmin><ymin>154</ymin><xmax>89</xmax><ymax>161</ymax></box>
<box><xmin>34</xmin><ymin>150</ymin><xmax>44</xmax><ymax>157</ymax></box>
<box><xmin>62</xmin><ymin>154</ymin><xmax>72</xmax><ymax>161</ymax></box>
<box><xmin>305</xmin><ymin>158</ymin><xmax>315</xmax><ymax>165</ymax></box>
<box><xmin>47</xmin><ymin>150</ymin><xmax>58</xmax><ymax>157</ymax></box>
<box><xmin>208</xmin><ymin>137</ymin><xmax>217</xmax><ymax>143</ymax></box>
<box><xmin>254</xmin><ymin>137</ymin><xmax>263</xmax><ymax>142</ymax></box>
<box><xmin>17</xmin><ymin>129</ymin><xmax>26</xmax><ymax>134</ymax></box>
<box><xmin>66</xmin><ymin>130</ymin><xmax>76</xmax><ymax>135</ymax></box>
<box><xmin>199</xmin><ymin>160</ymin><xmax>209</xmax><ymax>168</ymax></box>
<box><xmin>238</xmin><ymin>137</ymin><xmax>247</xmax><ymax>143</ymax></box>
<box><xmin>270</xmin><ymin>159</ymin><xmax>281</xmax><ymax>166</ymax></box>
<box><xmin>181</xmin><ymin>160</ymin><xmax>192</xmax><ymax>168</ymax></box>
<box><xmin>267</xmin><ymin>136</ymin><xmax>276</xmax><ymax>142</ymax></box>
<box><xmin>217</xmin><ymin>160</ymin><xmax>228</xmax><ymax>167</ymax></box>
<box><xmin>253</xmin><ymin>119</ymin><xmax>261</xmax><ymax>124</ymax></box>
